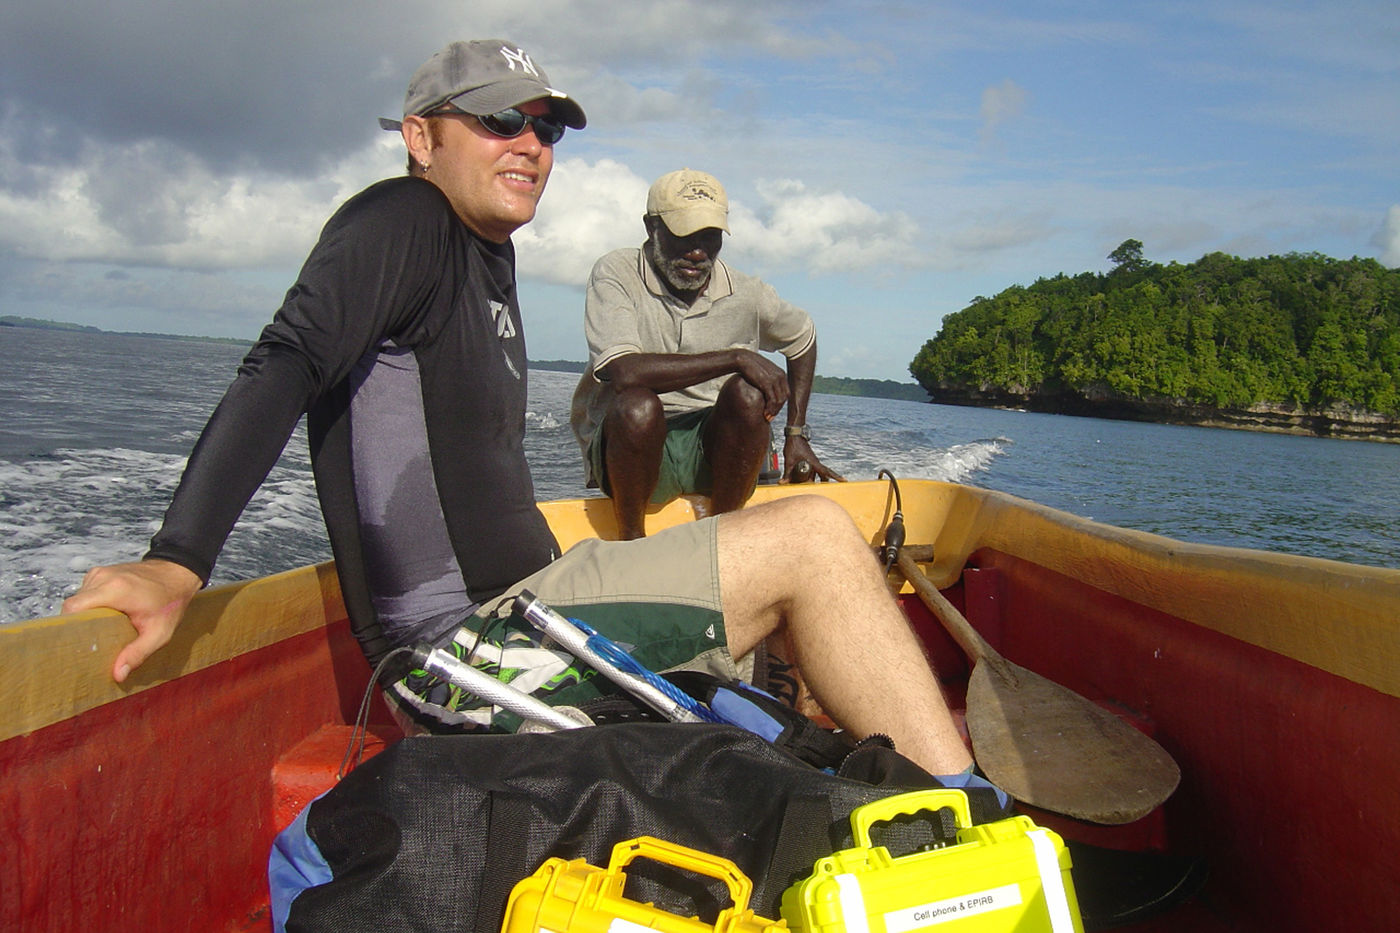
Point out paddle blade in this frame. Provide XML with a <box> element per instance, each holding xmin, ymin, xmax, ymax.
<box><xmin>966</xmin><ymin>658</ymin><xmax>1182</xmax><ymax>825</ymax></box>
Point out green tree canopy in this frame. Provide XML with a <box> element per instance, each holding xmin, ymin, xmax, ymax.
<box><xmin>910</xmin><ymin>247</ymin><xmax>1400</xmax><ymax>416</ymax></box>
<box><xmin>1108</xmin><ymin>238</ymin><xmax>1147</xmax><ymax>273</ymax></box>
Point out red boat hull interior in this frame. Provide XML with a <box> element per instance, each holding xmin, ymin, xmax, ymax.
<box><xmin>4</xmin><ymin>547</ymin><xmax>1397</xmax><ymax>931</ymax></box>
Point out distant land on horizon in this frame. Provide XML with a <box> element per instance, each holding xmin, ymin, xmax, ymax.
<box><xmin>1</xmin><ymin>315</ymin><xmax>251</xmax><ymax>346</ymax></box>
<box><xmin>1</xmin><ymin>317</ymin><xmax>929</xmax><ymax>402</ymax></box>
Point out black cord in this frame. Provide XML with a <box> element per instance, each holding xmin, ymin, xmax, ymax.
<box><xmin>468</xmin><ymin>611</ymin><xmax>511</xmax><ymax>668</ymax></box>
<box><xmin>442</xmin><ymin>611</ymin><xmax>515</xmax><ymax>710</ymax></box>
<box><xmin>338</xmin><ymin>646</ymin><xmax>412</xmax><ymax>780</ymax></box>
<box><xmin>877</xmin><ymin>469</ymin><xmax>905</xmax><ymax>573</ymax></box>
<box><xmin>877</xmin><ymin>469</ymin><xmax>904</xmax><ymax>513</ymax></box>
<box><xmin>337</xmin><ymin>612</ymin><xmax>524</xmax><ymax>779</ymax></box>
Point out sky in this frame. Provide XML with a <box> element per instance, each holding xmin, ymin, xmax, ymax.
<box><xmin>1</xmin><ymin>1</ymin><xmax>1397</xmax><ymax>381</ymax></box>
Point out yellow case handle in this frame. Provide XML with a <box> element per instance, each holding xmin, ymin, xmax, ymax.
<box><xmin>850</xmin><ymin>789</ymin><xmax>973</xmax><ymax>848</ymax></box>
<box><xmin>608</xmin><ymin>836</ymin><xmax>753</xmax><ymax>911</ymax></box>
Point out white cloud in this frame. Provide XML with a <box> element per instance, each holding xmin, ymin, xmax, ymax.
<box><xmin>979</xmin><ymin>78</ymin><xmax>1029</xmax><ymax>147</ymax></box>
<box><xmin>0</xmin><ymin>129</ymin><xmax>926</xmax><ymax>303</ymax></box>
<box><xmin>514</xmin><ymin>158</ymin><xmax>650</xmax><ymax>286</ymax></box>
<box><xmin>0</xmin><ymin>132</ymin><xmax>400</xmax><ymax>270</ymax></box>
<box><xmin>948</xmin><ymin>214</ymin><xmax>1053</xmax><ymax>256</ymax></box>
<box><xmin>2</xmin><ymin>0</ymin><xmax>1392</xmax><ymax>364</ymax></box>
<box><xmin>1</xmin><ymin>259</ymin><xmax>289</xmax><ymax>338</ymax></box>
<box><xmin>1379</xmin><ymin>205</ymin><xmax>1400</xmax><ymax>269</ymax></box>
<box><xmin>516</xmin><ymin>165</ymin><xmax>926</xmax><ymax>286</ymax></box>
<box><xmin>734</xmin><ymin>179</ymin><xmax>920</xmax><ymax>273</ymax></box>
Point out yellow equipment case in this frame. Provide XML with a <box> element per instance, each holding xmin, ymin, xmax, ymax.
<box><xmin>779</xmin><ymin>789</ymin><xmax>1083</xmax><ymax>933</ymax></box>
<box><xmin>502</xmin><ymin>835</ymin><xmax>788</xmax><ymax>933</ymax></box>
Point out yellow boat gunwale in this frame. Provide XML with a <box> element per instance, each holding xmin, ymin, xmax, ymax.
<box><xmin>4</xmin><ymin>478</ymin><xmax>1397</xmax><ymax>744</ymax></box>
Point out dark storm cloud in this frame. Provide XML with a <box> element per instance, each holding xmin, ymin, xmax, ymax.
<box><xmin>0</xmin><ymin>2</ymin><xmax>437</xmax><ymax>175</ymax></box>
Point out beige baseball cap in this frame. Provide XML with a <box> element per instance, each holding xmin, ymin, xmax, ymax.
<box><xmin>645</xmin><ymin>169</ymin><xmax>730</xmax><ymax>236</ymax></box>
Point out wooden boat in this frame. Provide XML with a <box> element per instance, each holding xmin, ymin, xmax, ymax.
<box><xmin>3</xmin><ymin>478</ymin><xmax>1398</xmax><ymax>931</ymax></box>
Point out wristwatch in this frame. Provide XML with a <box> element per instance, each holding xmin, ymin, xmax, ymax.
<box><xmin>784</xmin><ymin>424</ymin><xmax>810</xmax><ymax>440</ymax></box>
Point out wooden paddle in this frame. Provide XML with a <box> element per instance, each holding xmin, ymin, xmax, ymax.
<box><xmin>896</xmin><ymin>550</ymin><xmax>1181</xmax><ymax>824</ymax></box>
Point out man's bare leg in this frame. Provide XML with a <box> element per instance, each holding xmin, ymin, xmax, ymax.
<box><xmin>705</xmin><ymin>376</ymin><xmax>771</xmax><ymax>514</ymax></box>
<box><xmin>602</xmin><ymin>387</ymin><xmax>667</xmax><ymax>540</ymax></box>
<box><xmin>716</xmin><ymin>495</ymin><xmax>974</xmax><ymax>776</ymax></box>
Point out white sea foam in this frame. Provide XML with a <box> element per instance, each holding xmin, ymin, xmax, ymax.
<box><xmin>0</xmin><ymin>450</ymin><xmax>170</xmax><ymax>621</ymax></box>
<box><xmin>526</xmin><ymin>410</ymin><xmax>560</xmax><ymax>431</ymax></box>
<box><xmin>6</xmin><ymin>334</ymin><xmax>1398</xmax><ymax>625</ymax></box>
<box><xmin>0</xmin><ymin>444</ymin><xmax>327</xmax><ymax>623</ymax></box>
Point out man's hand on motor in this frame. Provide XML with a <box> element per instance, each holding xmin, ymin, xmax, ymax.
<box><xmin>782</xmin><ymin>436</ymin><xmax>846</xmax><ymax>483</ymax></box>
<box><xmin>62</xmin><ymin>559</ymin><xmax>204</xmax><ymax>683</ymax></box>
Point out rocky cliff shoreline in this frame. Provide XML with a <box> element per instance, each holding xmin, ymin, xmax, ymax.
<box><xmin>926</xmin><ymin>385</ymin><xmax>1400</xmax><ymax>443</ymax></box>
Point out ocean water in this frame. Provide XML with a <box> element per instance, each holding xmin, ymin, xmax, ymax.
<box><xmin>3</xmin><ymin>325</ymin><xmax>1398</xmax><ymax>623</ymax></box>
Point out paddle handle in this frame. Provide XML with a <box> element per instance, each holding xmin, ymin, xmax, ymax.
<box><xmin>896</xmin><ymin>551</ymin><xmax>997</xmax><ymax>664</ymax></box>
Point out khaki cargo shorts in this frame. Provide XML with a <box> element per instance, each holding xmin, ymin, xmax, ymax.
<box><xmin>385</xmin><ymin>515</ymin><xmax>753</xmax><ymax>733</ymax></box>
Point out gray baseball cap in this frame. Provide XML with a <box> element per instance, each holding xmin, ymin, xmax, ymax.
<box><xmin>378</xmin><ymin>39</ymin><xmax>586</xmax><ymax>132</ymax></box>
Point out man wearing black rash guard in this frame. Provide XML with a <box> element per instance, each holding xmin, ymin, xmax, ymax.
<box><xmin>145</xmin><ymin>177</ymin><xmax>559</xmax><ymax>661</ymax></box>
<box><xmin>64</xmin><ymin>39</ymin><xmax>976</xmax><ymax>778</ymax></box>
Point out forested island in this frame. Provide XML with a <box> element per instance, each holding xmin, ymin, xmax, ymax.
<box><xmin>810</xmin><ymin>375</ymin><xmax>927</xmax><ymax>401</ymax></box>
<box><xmin>910</xmin><ymin>242</ymin><xmax>1400</xmax><ymax>442</ymax></box>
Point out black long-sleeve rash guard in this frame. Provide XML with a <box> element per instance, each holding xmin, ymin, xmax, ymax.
<box><xmin>145</xmin><ymin>177</ymin><xmax>560</xmax><ymax>666</ymax></box>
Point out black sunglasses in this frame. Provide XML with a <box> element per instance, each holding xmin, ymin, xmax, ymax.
<box><xmin>425</xmin><ymin>104</ymin><xmax>566</xmax><ymax>145</ymax></box>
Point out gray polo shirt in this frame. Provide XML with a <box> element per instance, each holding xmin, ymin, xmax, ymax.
<box><xmin>569</xmin><ymin>246</ymin><xmax>816</xmax><ymax>478</ymax></box>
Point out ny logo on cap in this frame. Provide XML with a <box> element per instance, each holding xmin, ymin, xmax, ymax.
<box><xmin>498</xmin><ymin>46</ymin><xmax>540</xmax><ymax>77</ymax></box>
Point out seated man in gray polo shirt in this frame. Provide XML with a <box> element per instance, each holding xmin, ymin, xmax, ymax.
<box><xmin>571</xmin><ymin>169</ymin><xmax>843</xmax><ymax>539</ymax></box>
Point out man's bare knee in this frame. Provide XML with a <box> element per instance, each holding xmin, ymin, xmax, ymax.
<box><xmin>607</xmin><ymin>387</ymin><xmax>665</xmax><ymax>440</ymax></box>
<box><xmin>743</xmin><ymin>494</ymin><xmax>863</xmax><ymax>543</ymax></box>
<box><xmin>718</xmin><ymin>494</ymin><xmax>871</xmax><ymax>585</ymax></box>
<box><xmin>714</xmin><ymin>375</ymin><xmax>769</xmax><ymax>427</ymax></box>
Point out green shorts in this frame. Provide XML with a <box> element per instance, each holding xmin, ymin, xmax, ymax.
<box><xmin>384</xmin><ymin>515</ymin><xmax>751</xmax><ymax>733</ymax></box>
<box><xmin>590</xmin><ymin>407</ymin><xmax>715</xmax><ymax>504</ymax></box>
